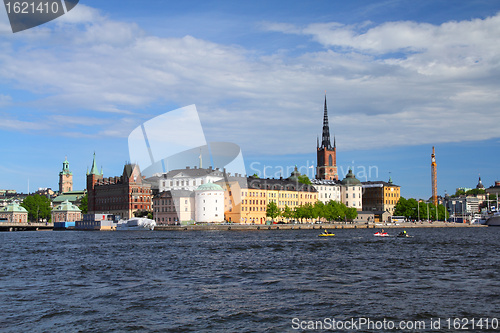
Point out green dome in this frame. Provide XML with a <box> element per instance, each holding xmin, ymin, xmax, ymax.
<box><xmin>195</xmin><ymin>183</ymin><xmax>223</xmax><ymax>191</ymax></box>
<box><xmin>53</xmin><ymin>200</ymin><xmax>81</xmax><ymax>212</ymax></box>
<box><xmin>340</xmin><ymin>169</ymin><xmax>361</xmax><ymax>186</ymax></box>
<box><xmin>1</xmin><ymin>202</ymin><xmax>28</xmax><ymax>213</ymax></box>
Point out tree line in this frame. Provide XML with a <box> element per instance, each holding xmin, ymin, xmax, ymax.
<box><xmin>266</xmin><ymin>200</ymin><xmax>358</xmax><ymax>223</ymax></box>
<box><xmin>393</xmin><ymin>197</ymin><xmax>447</xmax><ymax>221</ymax></box>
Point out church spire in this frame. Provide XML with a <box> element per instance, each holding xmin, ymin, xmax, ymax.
<box><xmin>321</xmin><ymin>94</ymin><xmax>332</xmax><ymax>149</ymax></box>
<box><xmin>89</xmin><ymin>152</ymin><xmax>101</xmax><ymax>175</ymax></box>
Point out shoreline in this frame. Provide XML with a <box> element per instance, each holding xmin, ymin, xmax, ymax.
<box><xmin>155</xmin><ymin>221</ymin><xmax>487</xmax><ymax>231</ymax></box>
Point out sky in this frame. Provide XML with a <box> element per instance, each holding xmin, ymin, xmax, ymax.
<box><xmin>0</xmin><ymin>0</ymin><xmax>499</xmax><ymax>200</ymax></box>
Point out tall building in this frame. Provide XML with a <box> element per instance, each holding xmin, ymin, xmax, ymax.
<box><xmin>86</xmin><ymin>153</ymin><xmax>103</xmax><ymax>213</ymax></box>
<box><xmin>59</xmin><ymin>157</ymin><xmax>73</xmax><ymax>193</ymax></box>
<box><xmin>316</xmin><ymin>95</ymin><xmax>338</xmax><ymax>180</ymax></box>
<box><xmin>431</xmin><ymin>146</ymin><xmax>437</xmax><ymax>206</ymax></box>
<box><xmin>86</xmin><ymin>154</ymin><xmax>152</xmax><ymax>219</ymax></box>
<box><xmin>362</xmin><ymin>177</ymin><xmax>401</xmax><ymax>215</ymax></box>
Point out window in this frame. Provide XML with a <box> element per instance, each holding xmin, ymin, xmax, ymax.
<box><xmin>329</xmin><ymin>155</ymin><xmax>333</xmax><ymax>166</ymax></box>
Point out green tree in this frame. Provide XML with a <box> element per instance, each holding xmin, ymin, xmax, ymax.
<box><xmin>326</xmin><ymin>200</ymin><xmax>347</xmax><ymax>221</ymax></box>
<box><xmin>266</xmin><ymin>201</ymin><xmax>280</xmax><ymax>222</ymax></box>
<box><xmin>134</xmin><ymin>209</ymin><xmax>153</xmax><ymax>219</ymax></box>
<box><xmin>281</xmin><ymin>205</ymin><xmax>293</xmax><ymax>222</ymax></box>
<box><xmin>451</xmin><ymin>189</ymin><xmax>465</xmax><ymax>198</ymax></box>
<box><xmin>297</xmin><ymin>174</ymin><xmax>312</xmax><ymax>185</ymax></box>
<box><xmin>79</xmin><ymin>194</ymin><xmax>88</xmax><ymax>214</ymax></box>
<box><xmin>252</xmin><ymin>173</ymin><xmax>260</xmax><ymax>178</ymax></box>
<box><xmin>22</xmin><ymin>194</ymin><xmax>51</xmax><ymax>222</ymax></box>
<box><xmin>466</xmin><ymin>188</ymin><xmax>485</xmax><ymax>196</ymax></box>
<box><xmin>313</xmin><ymin>201</ymin><xmax>325</xmax><ymax>221</ymax></box>
<box><xmin>345</xmin><ymin>207</ymin><xmax>358</xmax><ymax>221</ymax></box>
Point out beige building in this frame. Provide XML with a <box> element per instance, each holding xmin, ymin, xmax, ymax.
<box><xmin>218</xmin><ymin>173</ymin><xmax>318</xmax><ymax>224</ymax></box>
<box><xmin>153</xmin><ymin>190</ymin><xmax>194</xmax><ymax>225</ymax></box>
<box><xmin>0</xmin><ymin>202</ymin><xmax>28</xmax><ymax>223</ymax></box>
<box><xmin>340</xmin><ymin>169</ymin><xmax>363</xmax><ymax>210</ymax></box>
<box><xmin>51</xmin><ymin>199</ymin><xmax>82</xmax><ymax>223</ymax></box>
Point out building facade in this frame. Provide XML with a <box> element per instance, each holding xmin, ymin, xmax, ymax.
<box><xmin>311</xmin><ymin>179</ymin><xmax>342</xmax><ymax>204</ymax></box>
<box><xmin>153</xmin><ymin>190</ymin><xmax>195</xmax><ymax>224</ymax></box>
<box><xmin>219</xmin><ymin>174</ymin><xmax>318</xmax><ymax>224</ymax></box>
<box><xmin>51</xmin><ymin>199</ymin><xmax>82</xmax><ymax>223</ymax></box>
<box><xmin>340</xmin><ymin>169</ymin><xmax>363</xmax><ymax>210</ymax></box>
<box><xmin>362</xmin><ymin>178</ymin><xmax>401</xmax><ymax>214</ymax></box>
<box><xmin>316</xmin><ymin>95</ymin><xmax>338</xmax><ymax>180</ymax></box>
<box><xmin>0</xmin><ymin>202</ymin><xmax>28</xmax><ymax>223</ymax></box>
<box><xmin>149</xmin><ymin>166</ymin><xmax>225</xmax><ymax>193</ymax></box>
<box><xmin>195</xmin><ymin>183</ymin><xmax>225</xmax><ymax>223</ymax></box>
<box><xmin>59</xmin><ymin>157</ymin><xmax>73</xmax><ymax>193</ymax></box>
<box><xmin>87</xmin><ymin>154</ymin><xmax>152</xmax><ymax>219</ymax></box>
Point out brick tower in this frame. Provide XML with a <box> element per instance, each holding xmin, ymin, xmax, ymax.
<box><xmin>316</xmin><ymin>95</ymin><xmax>338</xmax><ymax>180</ymax></box>
<box><xmin>59</xmin><ymin>157</ymin><xmax>73</xmax><ymax>193</ymax></box>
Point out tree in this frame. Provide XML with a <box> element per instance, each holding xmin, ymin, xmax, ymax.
<box><xmin>313</xmin><ymin>201</ymin><xmax>324</xmax><ymax>221</ymax></box>
<box><xmin>252</xmin><ymin>173</ymin><xmax>260</xmax><ymax>178</ymax></box>
<box><xmin>134</xmin><ymin>209</ymin><xmax>153</xmax><ymax>219</ymax></box>
<box><xmin>22</xmin><ymin>194</ymin><xmax>51</xmax><ymax>222</ymax></box>
<box><xmin>266</xmin><ymin>201</ymin><xmax>280</xmax><ymax>222</ymax></box>
<box><xmin>79</xmin><ymin>194</ymin><xmax>88</xmax><ymax>214</ymax></box>
<box><xmin>297</xmin><ymin>174</ymin><xmax>312</xmax><ymax>185</ymax></box>
<box><xmin>466</xmin><ymin>188</ymin><xmax>485</xmax><ymax>196</ymax></box>
<box><xmin>281</xmin><ymin>205</ymin><xmax>293</xmax><ymax>222</ymax></box>
<box><xmin>345</xmin><ymin>207</ymin><xmax>358</xmax><ymax>221</ymax></box>
<box><xmin>451</xmin><ymin>189</ymin><xmax>465</xmax><ymax>198</ymax></box>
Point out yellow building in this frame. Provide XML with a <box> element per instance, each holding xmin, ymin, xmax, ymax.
<box><xmin>217</xmin><ymin>174</ymin><xmax>318</xmax><ymax>224</ymax></box>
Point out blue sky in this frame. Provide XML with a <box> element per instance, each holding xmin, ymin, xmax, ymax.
<box><xmin>0</xmin><ymin>0</ymin><xmax>499</xmax><ymax>200</ymax></box>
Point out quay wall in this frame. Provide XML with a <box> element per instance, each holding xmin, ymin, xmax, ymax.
<box><xmin>155</xmin><ymin>222</ymin><xmax>487</xmax><ymax>231</ymax></box>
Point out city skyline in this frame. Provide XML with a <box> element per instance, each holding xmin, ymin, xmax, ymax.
<box><xmin>0</xmin><ymin>1</ymin><xmax>499</xmax><ymax>199</ymax></box>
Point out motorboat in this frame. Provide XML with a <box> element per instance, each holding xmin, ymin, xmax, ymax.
<box><xmin>374</xmin><ymin>231</ymin><xmax>389</xmax><ymax>237</ymax></box>
<box><xmin>487</xmin><ymin>212</ymin><xmax>500</xmax><ymax>226</ymax></box>
<box><xmin>117</xmin><ymin>217</ymin><xmax>156</xmax><ymax>231</ymax></box>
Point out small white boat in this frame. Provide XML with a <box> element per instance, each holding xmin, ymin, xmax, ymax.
<box><xmin>117</xmin><ymin>217</ymin><xmax>156</xmax><ymax>231</ymax></box>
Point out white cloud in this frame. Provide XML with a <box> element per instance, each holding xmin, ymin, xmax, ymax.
<box><xmin>0</xmin><ymin>8</ymin><xmax>499</xmax><ymax>157</ymax></box>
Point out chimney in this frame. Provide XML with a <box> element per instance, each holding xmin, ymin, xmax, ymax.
<box><xmin>186</xmin><ymin>166</ymin><xmax>190</xmax><ymax>169</ymax></box>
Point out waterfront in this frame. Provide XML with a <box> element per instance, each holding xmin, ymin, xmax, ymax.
<box><xmin>1</xmin><ymin>228</ymin><xmax>499</xmax><ymax>332</ymax></box>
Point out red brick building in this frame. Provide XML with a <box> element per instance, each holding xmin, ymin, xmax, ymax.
<box><xmin>87</xmin><ymin>154</ymin><xmax>152</xmax><ymax>219</ymax></box>
<box><xmin>317</xmin><ymin>95</ymin><xmax>338</xmax><ymax>180</ymax></box>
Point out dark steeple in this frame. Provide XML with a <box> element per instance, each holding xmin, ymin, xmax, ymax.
<box><xmin>321</xmin><ymin>94</ymin><xmax>333</xmax><ymax>149</ymax></box>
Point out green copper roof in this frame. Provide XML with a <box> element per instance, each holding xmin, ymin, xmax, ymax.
<box><xmin>1</xmin><ymin>202</ymin><xmax>28</xmax><ymax>213</ymax></box>
<box><xmin>195</xmin><ymin>183</ymin><xmax>224</xmax><ymax>191</ymax></box>
<box><xmin>53</xmin><ymin>200</ymin><xmax>81</xmax><ymax>212</ymax></box>
<box><xmin>88</xmin><ymin>152</ymin><xmax>102</xmax><ymax>176</ymax></box>
<box><xmin>340</xmin><ymin>169</ymin><xmax>361</xmax><ymax>186</ymax></box>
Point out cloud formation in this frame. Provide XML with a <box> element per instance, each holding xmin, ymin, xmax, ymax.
<box><xmin>0</xmin><ymin>6</ymin><xmax>499</xmax><ymax>156</ymax></box>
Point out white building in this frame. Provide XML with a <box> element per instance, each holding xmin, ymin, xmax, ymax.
<box><xmin>311</xmin><ymin>179</ymin><xmax>341</xmax><ymax>204</ymax></box>
<box><xmin>150</xmin><ymin>166</ymin><xmax>225</xmax><ymax>193</ymax></box>
<box><xmin>340</xmin><ymin>169</ymin><xmax>363</xmax><ymax>210</ymax></box>
<box><xmin>195</xmin><ymin>183</ymin><xmax>224</xmax><ymax>223</ymax></box>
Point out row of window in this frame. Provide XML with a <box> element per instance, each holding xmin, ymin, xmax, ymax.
<box><xmin>162</xmin><ymin>179</ymin><xmax>205</xmax><ymax>187</ymax></box>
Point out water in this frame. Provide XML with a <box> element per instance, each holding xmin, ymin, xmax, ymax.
<box><xmin>1</xmin><ymin>228</ymin><xmax>499</xmax><ymax>332</ymax></box>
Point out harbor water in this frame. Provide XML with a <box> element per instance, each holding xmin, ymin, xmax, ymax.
<box><xmin>1</xmin><ymin>227</ymin><xmax>499</xmax><ymax>332</ymax></box>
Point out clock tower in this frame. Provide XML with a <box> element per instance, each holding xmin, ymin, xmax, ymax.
<box><xmin>316</xmin><ymin>95</ymin><xmax>338</xmax><ymax>180</ymax></box>
<box><xmin>59</xmin><ymin>157</ymin><xmax>73</xmax><ymax>193</ymax></box>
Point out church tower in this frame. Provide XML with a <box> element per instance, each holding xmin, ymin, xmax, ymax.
<box><xmin>86</xmin><ymin>152</ymin><xmax>103</xmax><ymax>213</ymax></box>
<box><xmin>59</xmin><ymin>157</ymin><xmax>73</xmax><ymax>193</ymax></box>
<box><xmin>316</xmin><ymin>95</ymin><xmax>338</xmax><ymax>180</ymax></box>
